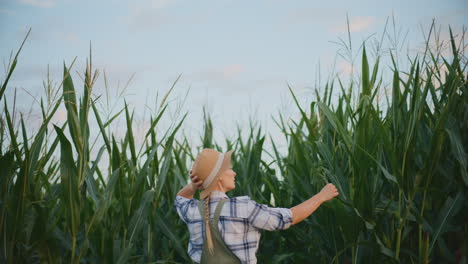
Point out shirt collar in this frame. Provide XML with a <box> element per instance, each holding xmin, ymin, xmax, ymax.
<box><xmin>210</xmin><ymin>190</ymin><xmax>228</xmax><ymax>199</ymax></box>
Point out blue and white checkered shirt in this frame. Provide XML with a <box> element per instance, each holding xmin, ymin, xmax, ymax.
<box><xmin>174</xmin><ymin>190</ymin><xmax>293</xmax><ymax>264</ymax></box>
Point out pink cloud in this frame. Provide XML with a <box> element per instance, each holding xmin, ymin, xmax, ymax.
<box><xmin>222</xmin><ymin>64</ymin><xmax>244</xmax><ymax>78</ymax></box>
<box><xmin>337</xmin><ymin>61</ymin><xmax>354</xmax><ymax>76</ymax></box>
<box><xmin>331</xmin><ymin>16</ymin><xmax>376</xmax><ymax>33</ymax></box>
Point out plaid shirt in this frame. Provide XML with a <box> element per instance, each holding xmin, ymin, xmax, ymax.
<box><xmin>174</xmin><ymin>190</ymin><xmax>293</xmax><ymax>264</ymax></box>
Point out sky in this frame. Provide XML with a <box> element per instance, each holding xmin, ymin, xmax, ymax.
<box><xmin>0</xmin><ymin>0</ymin><xmax>467</xmax><ymax>167</ymax></box>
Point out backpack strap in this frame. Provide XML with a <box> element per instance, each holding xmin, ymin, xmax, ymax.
<box><xmin>198</xmin><ymin>198</ymin><xmax>228</xmax><ymax>231</ymax></box>
<box><xmin>198</xmin><ymin>200</ymin><xmax>204</xmax><ymax>218</ymax></box>
<box><xmin>213</xmin><ymin>199</ymin><xmax>227</xmax><ymax>229</ymax></box>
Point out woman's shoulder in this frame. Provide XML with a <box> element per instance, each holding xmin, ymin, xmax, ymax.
<box><xmin>228</xmin><ymin>195</ymin><xmax>250</xmax><ymax>202</ymax></box>
<box><xmin>219</xmin><ymin>195</ymin><xmax>254</xmax><ymax>218</ymax></box>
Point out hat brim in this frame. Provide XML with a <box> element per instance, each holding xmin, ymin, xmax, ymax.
<box><xmin>200</xmin><ymin>150</ymin><xmax>234</xmax><ymax>200</ymax></box>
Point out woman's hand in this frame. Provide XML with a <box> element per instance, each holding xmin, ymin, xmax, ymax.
<box><xmin>189</xmin><ymin>170</ymin><xmax>204</xmax><ymax>190</ymax></box>
<box><xmin>290</xmin><ymin>183</ymin><xmax>339</xmax><ymax>225</ymax></box>
<box><xmin>318</xmin><ymin>183</ymin><xmax>339</xmax><ymax>202</ymax></box>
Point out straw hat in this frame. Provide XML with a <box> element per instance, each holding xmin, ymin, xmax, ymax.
<box><xmin>192</xmin><ymin>148</ymin><xmax>234</xmax><ymax>199</ymax></box>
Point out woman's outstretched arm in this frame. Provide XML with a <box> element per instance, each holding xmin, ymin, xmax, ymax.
<box><xmin>290</xmin><ymin>183</ymin><xmax>339</xmax><ymax>225</ymax></box>
<box><xmin>176</xmin><ymin>170</ymin><xmax>203</xmax><ymax>199</ymax></box>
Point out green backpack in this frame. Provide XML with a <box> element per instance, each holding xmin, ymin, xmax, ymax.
<box><xmin>197</xmin><ymin>198</ymin><xmax>242</xmax><ymax>264</ymax></box>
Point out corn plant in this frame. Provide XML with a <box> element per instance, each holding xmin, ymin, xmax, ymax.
<box><xmin>0</xmin><ymin>19</ymin><xmax>466</xmax><ymax>264</ymax></box>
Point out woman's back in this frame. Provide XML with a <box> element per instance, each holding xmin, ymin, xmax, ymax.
<box><xmin>175</xmin><ymin>191</ymin><xmax>293</xmax><ymax>264</ymax></box>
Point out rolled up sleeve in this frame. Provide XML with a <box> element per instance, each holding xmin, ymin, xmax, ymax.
<box><xmin>246</xmin><ymin>198</ymin><xmax>293</xmax><ymax>231</ymax></box>
<box><xmin>174</xmin><ymin>195</ymin><xmax>198</xmax><ymax>224</ymax></box>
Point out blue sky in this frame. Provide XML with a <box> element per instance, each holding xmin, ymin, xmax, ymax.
<box><xmin>1</xmin><ymin>0</ymin><xmax>467</xmax><ymax>161</ymax></box>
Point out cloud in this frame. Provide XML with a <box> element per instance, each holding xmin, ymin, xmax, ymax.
<box><xmin>337</xmin><ymin>61</ymin><xmax>354</xmax><ymax>76</ymax></box>
<box><xmin>418</xmin><ymin>8</ymin><xmax>468</xmax><ymax>24</ymax></box>
<box><xmin>281</xmin><ymin>8</ymin><xmax>376</xmax><ymax>34</ymax></box>
<box><xmin>10</xmin><ymin>64</ymin><xmax>62</xmax><ymax>82</ymax></box>
<box><xmin>51</xmin><ymin>107</ymin><xmax>68</xmax><ymax>124</ymax></box>
<box><xmin>410</xmin><ymin>24</ymin><xmax>465</xmax><ymax>59</ymax></box>
<box><xmin>125</xmin><ymin>0</ymin><xmax>177</xmax><ymax>31</ymax></box>
<box><xmin>285</xmin><ymin>7</ymin><xmax>346</xmax><ymax>24</ymax></box>
<box><xmin>280</xmin><ymin>7</ymin><xmax>346</xmax><ymax>31</ymax></box>
<box><xmin>13</xmin><ymin>15</ymin><xmax>64</xmax><ymax>43</ymax></box>
<box><xmin>147</xmin><ymin>0</ymin><xmax>176</xmax><ymax>9</ymax></box>
<box><xmin>124</xmin><ymin>0</ymin><xmax>208</xmax><ymax>32</ymax></box>
<box><xmin>18</xmin><ymin>0</ymin><xmax>56</xmax><ymax>8</ymax></box>
<box><xmin>15</xmin><ymin>25</ymin><xmax>41</xmax><ymax>43</ymax></box>
<box><xmin>222</xmin><ymin>64</ymin><xmax>244</xmax><ymax>78</ymax></box>
<box><xmin>188</xmin><ymin>64</ymin><xmax>245</xmax><ymax>83</ymax></box>
<box><xmin>172</xmin><ymin>64</ymin><xmax>252</xmax><ymax>98</ymax></box>
<box><xmin>330</xmin><ymin>16</ymin><xmax>376</xmax><ymax>33</ymax></box>
<box><xmin>62</xmin><ymin>32</ymin><xmax>84</xmax><ymax>47</ymax></box>
<box><xmin>0</xmin><ymin>8</ymin><xmax>16</xmax><ymax>15</ymax></box>
<box><xmin>126</xmin><ymin>10</ymin><xmax>171</xmax><ymax>31</ymax></box>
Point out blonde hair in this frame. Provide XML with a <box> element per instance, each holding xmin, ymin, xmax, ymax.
<box><xmin>204</xmin><ymin>196</ymin><xmax>215</xmax><ymax>255</ymax></box>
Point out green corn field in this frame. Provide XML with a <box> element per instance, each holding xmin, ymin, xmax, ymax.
<box><xmin>0</xmin><ymin>20</ymin><xmax>467</xmax><ymax>263</ymax></box>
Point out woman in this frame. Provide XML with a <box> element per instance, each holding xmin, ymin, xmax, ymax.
<box><xmin>174</xmin><ymin>148</ymin><xmax>339</xmax><ymax>264</ymax></box>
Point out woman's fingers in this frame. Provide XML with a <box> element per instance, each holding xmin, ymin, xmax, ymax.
<box><xmin>190</xmin><ymin>175</ymin><xmax>204</xmax><ymax>188</ymax></box>
<box><xmin>319</xmin><ymin>183</ymin><xmax>340</xmax><ymax>201</ymax></box>
<box><xmin>193</xmin><ymin>181</ymin><xmax>204</xmax><ymax>189</ymax></box>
